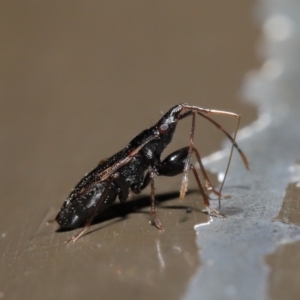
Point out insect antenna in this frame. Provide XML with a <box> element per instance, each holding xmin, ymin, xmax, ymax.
<box><xmin>197</xmin><ymin>112</ymin><xmax>249</xmax><ymax>169</ymax></box>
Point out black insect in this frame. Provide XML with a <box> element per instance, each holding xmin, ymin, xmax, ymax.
<box><xmin>55</xmin><ymin>103</ymin><xmax>249</xmax><ymax>243</ymax></box>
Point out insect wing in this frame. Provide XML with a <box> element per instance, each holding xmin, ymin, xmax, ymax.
<box><xmin>95</xmin><ymin>133</ymin><xmax>159</xmax><ymax>182</ymax></box>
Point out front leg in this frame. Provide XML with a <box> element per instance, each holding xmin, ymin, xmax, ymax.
<box><xmin>157</xmin><ymin>147</ymin><xmax>228</xmax><ymax>198</ymax></box>
<box><xmin>148</xmin><ymin>168</ymin><xmax>163</xmax><ymax>229</ymax></box>
<box><xmin>130</xmin><ymin>170</ymin><xmax>163</xmax><ymax>229</ymax></box>
<box><xmin>152</xmin><ymin>147</ymin><xmax>226</xmax><ymax>218</ymax></box>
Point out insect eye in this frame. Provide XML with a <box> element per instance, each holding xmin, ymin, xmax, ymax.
<box><xmin>160</xmin><ymin>124</ymin><xmax>169</xmax><ymax>131</ymax></box>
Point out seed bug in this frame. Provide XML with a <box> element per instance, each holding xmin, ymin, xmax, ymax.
<box><xmin>55</xmin><ymin>103</ymin><xmax>249</xmax><ymax>243</ymax></box>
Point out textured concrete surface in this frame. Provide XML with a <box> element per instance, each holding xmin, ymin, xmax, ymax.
<box><xmin>186</xmin><ymin>1</ymin><xmax>300</xmax><ymax>299</ymax></box>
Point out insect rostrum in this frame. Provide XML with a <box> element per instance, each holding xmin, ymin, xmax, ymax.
<box><xmin>55</xmin><ymin>103</ymin><xmax>249</xmax><ymax>243</ymax></box>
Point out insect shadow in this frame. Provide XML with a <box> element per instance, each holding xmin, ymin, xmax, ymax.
<box><xmin>56</xmin><ymin>189</ymin><xmax>200</xmax><ymax>234</ymax></box>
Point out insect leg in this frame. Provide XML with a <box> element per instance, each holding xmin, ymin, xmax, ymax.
<box><xmin>149</xmin><ymin>168</ymin><xmax>163</xmax><ymax>230</ymax></box>
<box><xmin>154</xmin><ymin>147</ymin><xmax>226</xmax><ymax>218</ymax></box>
<box><xmin>159</xmin><ymin>147</ymin><xmax>222</xmax><ymax>195</ymax></box>
<box><xmin>179</xmin><ymin>104</ymin><xmax>249</xmax><ymax>207</ymax></box>
<box><xmin>190</xmin><ymin>164</ymin><xmax>226</xmax><ymax>218</ymax></box>
<box><xmin>180</xmin><ymin>111</ymin><xmax>196</xmax><ymax>200</ymax></box>
<box><xmin>131</xmin><ymin>172</ymin><xmax>151</xmax><ymax>194</ymax></box>
<box><xmin>178</xmin><ymin>105</ymin><xmax>247</xmax><ymax>169</ymax></box>
<box><xmin>191</xmin><ymin>147</ymin><xmax>231</xmax><ymax>200</ymax></box>
<box><xmin>114</xmin><ymin>175</ymin><xmax>129</xmax><ymax>203</ymax></box>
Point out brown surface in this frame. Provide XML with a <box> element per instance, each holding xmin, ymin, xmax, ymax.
<box><xmin>0</xmin><ymin>1</ymin><xmax>258</xmax><ymax>299</ymax></box>
<box><xmin>4</xmin><ymin>192</ymin><xmax>207</xmax><ymax>299</ymax></box>
<box><xmin>265</xmin><ymin>241</ymin><xmax>300</xmax><ymax>300</ymax></box>
<box><xmin>274</xmin><ymin>181</ymin><xmax>300</xmax><ymax>226</ymax></box>
<box><xmin>269</xmin><ymin>161</ymin><xmax>300</xmax><ymax>300</ymax></box>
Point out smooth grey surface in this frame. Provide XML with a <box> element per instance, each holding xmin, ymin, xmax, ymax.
<box><xmin>186</xmin><ymin>1</ymin><xmax>300</xmax><ymax>299</ymax></box>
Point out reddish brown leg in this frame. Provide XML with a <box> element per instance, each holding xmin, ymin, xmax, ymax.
<box><xmin>180</xmin><ymin>111</ymin><xmax>196</xmax><ymax>199</ymax></box>
<box><xmin>190</xmin><ymin>164</ymin><xmax>226</xmax><ymax>218</ymax></box>
<box><xmin>178</xmin><ymin>104</ymin><xmax>249</xmax><ymax>208</ymax></box>
<box><xmin>180</xmin><ymin>109</ymin><xmax>229</xmax><ymax>203</ymax></box>
<box><xmin>149</xmin><ymin>168</ymin><xmax>163</xmax><ymax>230</ymax></box>
<box><xmin>192</xmin><ymin>147</ymin><xmax>231</xmax><ymax>200</ymax></box>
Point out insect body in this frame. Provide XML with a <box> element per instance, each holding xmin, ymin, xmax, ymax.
<box><xmin>55</xmin><ymin>103</ymin><xmax>249</xmax><ymax>243</ymax></box>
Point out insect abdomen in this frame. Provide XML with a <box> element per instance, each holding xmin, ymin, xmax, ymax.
<box><xmin>56</xmin><ymin>183</ymin><xmax>118</xmax><ymax>229</ymax></box>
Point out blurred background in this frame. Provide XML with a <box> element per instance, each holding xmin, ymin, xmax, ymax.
<box><xmin>2</xmin><ymin>1</ymin><xmax>299</xmax><ymax>300</ymax></box>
